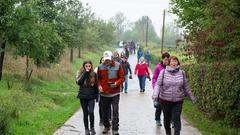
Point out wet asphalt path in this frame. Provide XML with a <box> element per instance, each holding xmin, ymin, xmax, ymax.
<box><xmin>54</xmin><ymin>49</ymin><xmax>202</xmax><ymax>135</ymax></box>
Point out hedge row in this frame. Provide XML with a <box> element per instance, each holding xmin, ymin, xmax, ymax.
<box><xmin>183</xmin><ymin>61</ymin><xmax>240</xmax><ymax>127</ymax></box>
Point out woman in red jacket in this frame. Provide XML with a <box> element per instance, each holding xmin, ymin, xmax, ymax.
<box><xmin>134</xmin><ymin>56</ymin><xmax>150</xmax><ymax>92</ymax></box>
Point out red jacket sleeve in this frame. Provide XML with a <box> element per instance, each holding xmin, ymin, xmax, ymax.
<box><xmin>134</xmin><ymin>64</ymin><xmax>138</xmax><ymax>75</ymax></box>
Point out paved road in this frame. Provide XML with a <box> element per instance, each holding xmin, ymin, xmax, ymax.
<box><xmin>54</xmin><ymin>52</ymin><xmax>202</xmax><ymax>135</ymax></box>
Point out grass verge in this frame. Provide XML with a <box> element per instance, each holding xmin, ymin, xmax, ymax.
<box><xmin>0</xmin><ymin>47</ymin><xmax>107</xmax><ymax>135</ymax></box>
<box><xmin>183</xmin><ymin>101</ymin><xmax>240</xmax><ymax>135</ymax></box>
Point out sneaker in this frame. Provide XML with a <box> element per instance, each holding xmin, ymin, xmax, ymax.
<box><xmin>143</xmin><ymin>89</ymin><xmax>145</xmax><ymax>92</ymax></box>
<box><xmin>171</xmin><ymin>121</ymin><xmax>174</xmax><ymax>128</ymax></box>
<box><xmin>124</xmin><ymin>91</ymin><xmax>127</xmax><ymax>93</ymax></box>
<box><xmin>99</xmin><ymin>120</ymin><xmax>103</xmax><ymax>126</ymax></box>
<box><xmin>85</xmin><ymin>129</ymin><xmax>90</xmax><ymax>135</ymax></box>
<box><xmin>90</xmin><ymin>128</ymin><xmax>96</xmax><ymax>135</ymax></box>
<box><xmin>112</xmin><ymin>130</ymin><xmax>119</xmax><ymax>135</ymax></box>
<box><xmin>156</xmin><ymin>120</ymin><xmax>162</xmax><ymax>126</ymax></box>
<box><xmin>102</xmin><ymin>127</ymin><xmax>110</xmax><ymax>134</ymax></box>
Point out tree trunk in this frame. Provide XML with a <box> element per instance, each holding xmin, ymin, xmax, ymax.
<box><xmin>78</xmin><ymin>47</ymin><xmax>81</xmax><ymax>58</ymax></box>
<box><xmin>70</xmin><ymin>48</ymin><xmax>73</xmax><ymax>63</ymax></box>
<box><xmin>0</xmin><ymin>41</ymin><xmax>6</xmax><ymax>81</ymax></box>
<box><xmin>26</xmin><ymin>55</ymin><xmax>29</xmax><ymax>80</ymax></box>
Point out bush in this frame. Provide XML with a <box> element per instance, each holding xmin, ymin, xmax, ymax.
<box><xmin>183</xmin><ymin>61</ymin><xmax>240</xmax><ymax>127</ymax></box>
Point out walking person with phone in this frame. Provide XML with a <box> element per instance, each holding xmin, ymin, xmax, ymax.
<box><xmin>97</xmin><ymin>51</ymin><xmax>125</xmax><ymax>135</ymax></box>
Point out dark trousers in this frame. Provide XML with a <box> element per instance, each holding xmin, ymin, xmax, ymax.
<box><xmin>138</xmin><ymin>75</ymin><xmax>146</xmax><ymax>90</ymax></box>
<box><xmin>162</xmin><ymin>101</ymin><xmax>183</xmax><ymax>135</ymax></box>
<box><xmin>80</xmin><ymin>99</ymin><xmax>95</xmax><ymax>130</ymax></box>
<box><xmin>99</xmin><ymin>96</ymin><xmax>111</xmax><ymax>122</ymax></box>
<box><xmin>155</xmin><ymin>107</ymin><xmax>162</xmax><ymax>121</ymax></box>
<box><xmin>101</xmin><ymin>95</ymin><xmax>120</xmax><ymax>131</ymax></box>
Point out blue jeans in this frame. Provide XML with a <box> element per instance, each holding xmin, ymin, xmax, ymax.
<box><xmin>161</xmin><ymin>101</ymin><xmax>183</xmax><ymax>135</ymax></box>
<box><xmin>124</xmin><ymin>75</ymin><xmax>128</xmax><ymax>91</ymax></box>
<box><xmin>138</xmin><ymin>75</ymin><xmax>146</xmax><ymax>90</ymax></box>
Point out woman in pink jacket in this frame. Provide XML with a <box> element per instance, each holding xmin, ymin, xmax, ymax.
<box><xmin>134</xmin><ymin>56</ymin><xmax>150</xmax><ymax>92</ymax></box>
<box><xmin>152</xmin><ymin>52</ymin><xmax>170</xmax><ymax>126</ymax></box>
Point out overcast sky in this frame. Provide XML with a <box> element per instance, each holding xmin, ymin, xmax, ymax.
<box><xmin>81</xmin><ymin>0</ymin><xmax>177</xmax><ymax>36</ymax></box>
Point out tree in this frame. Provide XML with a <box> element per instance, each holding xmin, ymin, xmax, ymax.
<box><xmin>56</xmin><ymin>0</ymin><xmax>93</xmax><ymax>62</ymax></box>
<box><xmin>164</xmin><ymin>22</ymin><xmax>181</xmax><ymax>47</ymax></box>
<box><xmin>110</xmin><ymin>12</ymin><xmax>128</xmax><ymax>41</ymax></box>
<box><xmin>170</xmin><ymin>0</ymin><xmax>240</xmax><ymax>62</ymax></box>
<box><xmin>0</xmin><ymin>0</ymin><xmax>19</xmax><ymax>81</ymax></box>
<box><xmin>122</xmin><ymin>16</ymin><xmax>160</xmax><ymax>44</ymax></box>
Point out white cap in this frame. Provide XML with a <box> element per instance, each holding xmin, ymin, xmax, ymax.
<box><xmin>103</xmin><ymin>51</ymin><xmax>112</xmax><ymax>60</ymax></box>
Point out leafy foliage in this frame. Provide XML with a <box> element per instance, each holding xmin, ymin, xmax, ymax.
<box><xmin>170</xmin><ymin>0</ymin><xmax>240</xmax><ymax>62</ymax></box>
<box><xmin>183</xmin><ymin>61</ymin><xmax>240</xmax><ymax>127</ymax></box>
<box><xmin>1</xmin><ymin>0</ymin><xmax>116</xmax><ymax>79</ymax></box>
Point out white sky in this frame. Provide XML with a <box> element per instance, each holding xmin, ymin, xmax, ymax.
<box><xmin>81</xmin><ymin>0</ymin><xmax>178</xmax><ymax>36</ymax></box>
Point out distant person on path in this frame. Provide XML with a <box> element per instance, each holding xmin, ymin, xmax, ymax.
<box><xmin>144</xmin><ymin>50</ymin><xmax>151</xmax><ymax>66</ymax></box>
<box><xmin>137</xmin><ymin>47</ymin><xmax>144</xmax><ymax>62</ymax></box>
<box><xmin>76</xmin><ymin>60</ymin><xmax>98</xmax><ymax>135</ymax></box>
<box><xmin>134</xmin><ymin>56</ymin><xmax>150</xmax><ymax>92</ymax></box>
<box><xmin>152</xmin><ymin>52</ymin><xmax>170</xmax><ymax>126</ymax></box>
<box><xmin>153</xmin><ymin>56</ymin><xmax>196</xmax><ymax>135</ymax></box>
<box><xmin>113</xmin><ymin>51</ymin><xmax>122</xmax><ymax>63</ymax></box>
<box><xmin>97</xmin><ymin>51</ymin><xmax>125</xmax><ymax>135</ymax></box>
<box><xmin>124</xmin><ymin>46</ymin><xmax>130</xmax><ymax>59</ymax></box>
<box><xmin>131</xmin><ymin>40</ymin><xmax>136</xmax><ymax>54</ymax></box>
<box><xmin>120</xmin><ymin>55</ymin><xmax>132</xmax><ymax>93</ymax></box>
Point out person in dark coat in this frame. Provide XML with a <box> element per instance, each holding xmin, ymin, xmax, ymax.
<box><xmin>76</xmin><ymin>60</ymin><xmax>98</xmax><ymax>135</ymax></box>
<box><xmin>120</xmin><ymin>55</ymin><xmax>132</xmax><ymax>93</ymax></box>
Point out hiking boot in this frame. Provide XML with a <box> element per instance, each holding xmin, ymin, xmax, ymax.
<box><xmin>85</xmin><ymin>129</ymin><xmax>90</xmax><ymax>135</ymax></box>
<box><xmin>112</xmin><ymin>130</ymin><xmax>119</xmax><ymax>135</ymax></box>
<box><xmin>102</xmin><ymin>127</ymin><xmax>110</xmax><ymax>134</ymax></box>
<box><xmin>90</xmin><ymin>128</ymin><xmax>96</xmax><ymax>135</ymax></box>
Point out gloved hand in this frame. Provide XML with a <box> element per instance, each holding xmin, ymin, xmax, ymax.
<box><xmin>147</xmin><ymin>75</ymin><xmax>151</xmax><ymax>81</ymax></box>
<box><xmin>129</xmin><ymin>74</ymin><xmax>132</xmax><ymax>79</ymax></box>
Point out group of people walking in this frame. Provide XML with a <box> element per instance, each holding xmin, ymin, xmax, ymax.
<box><xmin>75</xmin><ymin>48</ymin><xmax>196</xmax><ymax>135</ymax></box>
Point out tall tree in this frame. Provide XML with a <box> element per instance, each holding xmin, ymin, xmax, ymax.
<box><xmin>170</xmin><ymin>0</ymin><xmax>240</xmax><ymax>62</ymax></box>
<box><xmin>0</xmin><ymin>0</ymin><xmax>19</xmax><ymax>81</ymax></box>
<box><xmin>110</xmin><ymin>12</ymin><xmax>127</xmax><ymax>41</ymax></box>
<box><xmin>122</xmin><ymin>16</ymin><xmax>160</xmax><ymax>44</ymax></box>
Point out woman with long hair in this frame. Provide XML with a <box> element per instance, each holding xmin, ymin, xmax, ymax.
<box><xmin>76</xmin><ymin>60</ymin><xmax>98</xmax><ymax>135</ymax></box>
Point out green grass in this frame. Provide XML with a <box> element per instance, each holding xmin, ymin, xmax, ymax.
<box><xmin>0</xmin><ymin>47</ymin><xmax>108</xmax><ymax>135</ymax></box>
<box><xmin>183</xmin><ymin>101</ymin><xmax>240</xmax><ymax>135</ymax></box>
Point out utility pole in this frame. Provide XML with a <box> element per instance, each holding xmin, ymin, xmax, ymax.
<box><xmin>145</xmin><ymin>16</ymin><xmax>149</xmax><ymax>48</ymax></box>
<box><xmin>161</xmin><ymin>10</ymin><xmax>166</xmax><ymax>54</ymax></box>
